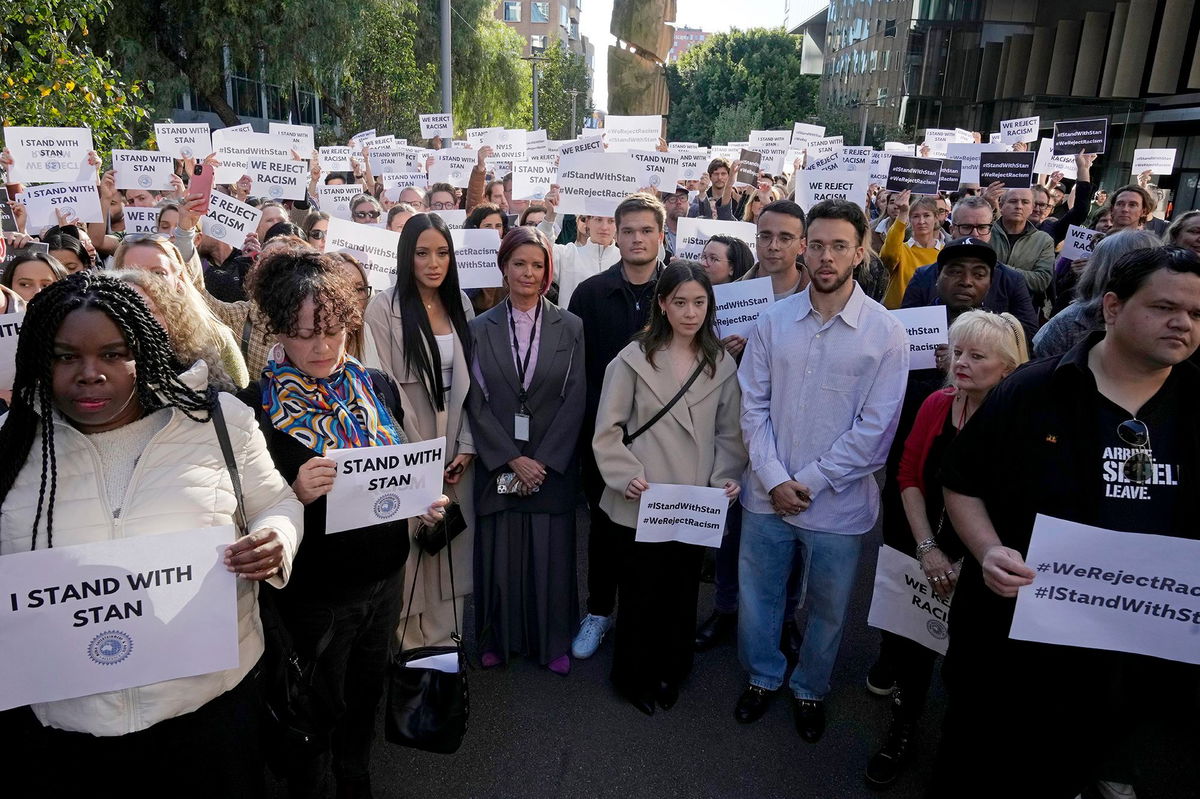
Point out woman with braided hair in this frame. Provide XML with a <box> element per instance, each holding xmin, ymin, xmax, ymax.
<box><xmin>0</xmin><ymin>271</ymin><xmax>302</xmax><ymax>796</ymax></box>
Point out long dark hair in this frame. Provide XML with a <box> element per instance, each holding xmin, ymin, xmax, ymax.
<box><xmin>707</xmin><ymin>234</ymin><xmax>754</xmax><ymax>281</ymax></box>
<box><xmin>0</xmin><ymin>272</ymin><xmax>214</xmax><ymax>548</ymax></box>
<box><xmin>392</xmin><ymin>213</ymin><xmax>472</xmax><ymax>410</ymax></box>
<box><xmin>635</xmin><ymin>262</ymin><xmax>722</xmax><ymax>378</ymax></box>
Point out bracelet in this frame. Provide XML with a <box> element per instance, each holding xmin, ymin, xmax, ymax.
<box><xmin>915</xmin><ymin>538</ymin><xmax>940</xmax><ymax>558</ymax></box>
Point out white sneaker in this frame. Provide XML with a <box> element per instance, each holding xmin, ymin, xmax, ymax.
<box><xmin>571</xmin><ymin>614</ymin><xmax>613</xmax><ymax>659</ymax></box>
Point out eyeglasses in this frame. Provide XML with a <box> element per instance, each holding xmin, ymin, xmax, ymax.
<box><xmin>953</xmin><ymin>224</ymin><xmax>992</xmax><ymax>235</ymax></box>
<box><xmin>1117</xmin><ymin>418</ymin><xmax>1154</xmax><ymax>484</ymax></box>
<box><xmin>756</xmin><ymin>232</ymin><xmax>801</xmax><ymax>246</ymax></box>
<box><xmin>353</xmin><ymin>210</ymin><xmax>381</xmax><ymax>220</ymax></box>
<box><xmin>124</xmin><ymin>232</ymin><xmax>172</xmax><ymax>243</ymax></box>
<box><xmin>699</xmin><ymin>254</ymin><xmax>728</xmax><ymax>265</ymax></box>
<box><xmin>356</xmin><ymin>284</ymin><xmax>373</xmax><ymax>299</ymax></box>
<box><xmin>308</xmin><ymin>230</ymin><xmax>327</xmax><ymax>240</ymax></box>
<box><xmin>806</xmin><ymin>241</ymin><xmax>854</xmax><ymax>256</ymax></box>
<box><xmin>430</xmin><ymin>201</ymin><xmax>457</xmax><ymax>211</ymax></box>
<box><xmin>1033</xmin><ymin>202</ymin><xmax>1050</xmax><ymax>209</ymax></box>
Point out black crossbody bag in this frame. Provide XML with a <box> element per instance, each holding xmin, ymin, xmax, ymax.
<box><xmin>621</xmin><ymin>361</ymin><xmax>705</xmax><ymax>446</ymax></box>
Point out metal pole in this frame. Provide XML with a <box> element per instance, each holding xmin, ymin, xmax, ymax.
<box><xmin>567</xmin><ymin>89</ymin><xmax>579</xmax><ymax>136</ymax></box>
<box><xmin>440</xmin><ymin>0</ymin><xmax>452</xmax><ymax>114</ymax></box>
<box><xmin>532</xmin><ymin>63</ymin><xmax>540</xmax><ymax>130</ymax></box>
<box><xmin>860</xmin><ymin>102</ymin><xmax>869</xmax><ymax>146</ymax></box>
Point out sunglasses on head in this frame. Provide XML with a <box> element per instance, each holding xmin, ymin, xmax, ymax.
<box><xmin>309</xmin><ymin>229</ymin><xmax>327</xmax><ymax>240</ymax></box>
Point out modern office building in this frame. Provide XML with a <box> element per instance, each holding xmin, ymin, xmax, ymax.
<box><xmin>667</xmin><ymin>26</ymin><xmax>712</xmax><ymax>62</ymax></box>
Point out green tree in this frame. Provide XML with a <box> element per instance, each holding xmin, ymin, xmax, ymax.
<box><xmin>710</xmin><ymin>101</ymin><xmax>762</xmax><ymax>146</ymax></box>
<box><xmin>530</xmin><ymin>41</ymin><xmax>593</xmax><ymax>140</ymax></box>
<box><xmin>666</xmin><ymin>28</ymin><xmax>819</xmax><ymax>146</ymax></box>
<box><xmin>1</xmin><ymin>0</ymin><xmax>153</xmax><ymax>155</ymax></box>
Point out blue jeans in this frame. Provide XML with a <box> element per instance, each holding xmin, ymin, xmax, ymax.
<box><xmin>737</xmin><ymin>509</ymin><xmax>863</xmax><ymax>700</ymax></box>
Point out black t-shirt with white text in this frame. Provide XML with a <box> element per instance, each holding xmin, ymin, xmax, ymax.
<box><xmin>1095</xmin><ymin>388</ymin><xmax>1182</xmax><ymax>534</ymax></box>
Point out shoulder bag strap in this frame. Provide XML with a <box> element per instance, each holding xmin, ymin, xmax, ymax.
<box><xmin>622</xmin><ymin>360</ymin><xmax>706</xmax><ymax>447</ymax></box>
<box><xmin>211</xmin><ymin>398</ymin><xmax>248</xmax><ymax>537</ymax></box>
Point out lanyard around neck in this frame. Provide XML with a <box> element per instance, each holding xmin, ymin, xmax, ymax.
<box><xmin>507</xmin><ymin>298</ymin><xmax>541</xmax><ymax>405</ymax></box>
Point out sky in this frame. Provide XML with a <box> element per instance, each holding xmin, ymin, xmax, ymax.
<box><xmin>580</xmin><ymin>0</ymin><xmax>827</xmax><ymax>111</ymax></box>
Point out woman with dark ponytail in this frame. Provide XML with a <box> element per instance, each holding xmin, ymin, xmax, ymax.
<box><xmin>0</xmin><ymin>272</ymin><xmax>302</xmax><ymax>796</ymax></box>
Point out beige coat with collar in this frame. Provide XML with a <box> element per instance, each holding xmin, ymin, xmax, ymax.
<box><xmin>364</xmin><ymin>288</ymin><xmax>476</xmax><ymax>617</ymax></box>
<box><xmin>593</xmin><ymin>341</ymin><xmax>748</xmax><ymax>528</ymax></box>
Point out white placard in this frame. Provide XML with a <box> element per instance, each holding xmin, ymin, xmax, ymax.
<box><xmin>368</xmin><ymin>148</ymin><xmax>414</xmax><ymax>175</ymax></box>
<box><xmin>869</xmin><ymin>152</ymin><xmax>894</xmax><ymax>184</ymax></box>
<box><xmin>838</xmin><ymin>146</ymin><xmax>873</xmax><ymax>173</ymax></box>
<box><xmin>749</xmin><ymin>130</ymin><xmax>791</xmax><ymax>174</ymax></box>
<box><xmin>675</xmin><ymin>217</ymin><xmax>758</xmax><ymax>261</ymax></box>
<box><xmin>325</xmin><ymin>216</ymin><xmax>401</xmax><ymax>290</ymax></box>
<box><xmin>555</xmin><ymin>152</ymin><xmax>642</xmax><ymax>217</ymax></box>
<box><xmin>804</xmin><ymin>152</ymin><xmax>840</xmax><ymax>172</ymax></box>
<box><xmin>318</xmin><ymin>184</ymin><xmax>365</xmax><ymax>220</ymax></box>
<box><xmin>668</xmin><ymin>141</ymin><xmax>698</xmax><ymax>151</ymax></box>
<box><xmin>222</xmin><ymin>123</ymin><xmax>254</xmax><ymax>134</ymax></box>
<box><xmin>450</xmin><ymin>228</ymin><xmax>502</xmax><ymax>289</ymax></box>
<box><xmin>111</xmin><ymin>150</ymin><xmax>176</xmax><ymax>192</ymax></box>
<box><xmin>635</xmin><ymin>483</ymin><xmax>729</xmax><ymax>548</ymax></box>
<box><xmin>2</xmin><ymin>126</ymin><xmax>96</xmax><ymax>184</ymax></box>
<box><xmin>1061</xmin><ymin>225</ymin><xmax>1103</xmax><ymax>262</ymax></box>
<box><xmin>428</xmin><ymin>148</ymin><xmax>477</xmax><ymax>188</ymax></box>
<box><xmin>603</xmin><ymin>115</ymin><xmax>662</xmax><ymax>152</ymax></box>
<box><xmin>798</xmin><ymin>170</ymin><xmax>871</xmax><ymax>211</ymax></box>
<box><xmin>945</xmin><ymin>142</ymin><xmax>1006</xmax><ymax>185</ymax></box>
<box><xmin>486</xmin><ymin>129</ymin><xmax>527</xmax><ymax>163</ymax></box>
<box><xmin>0</xmin><ymin>311</ymin><xmax>23</xmax><ymax>391</ymax></box>
<box><xmin>630</xmin><ymin>150</ymin><xmax>681</xmax><ymax>191</ymax></box>
<box><xmin>884</xmin><ymin>141</ymin><xmax>916</xmax><ymax>154</ymax></box>
<box><xmin>420</xmin><ymin>114</ymin><xmax>454</xmax><ymax>139</ymax></box>
<box><xmin>891</xmin><ymin>305</ymin><xmax>948</xmax><ymax>370</ymax></box>
<box><xmin>154</xmin><ymin>123</ymin><xmax>213</xmax><ymax>160</ymax></box>
<box><xmin>248</xmin><ymin>157</ymin><xmax>308</xmax><ymax>201</ymax></box>
<box><xmin>201</xmin><ymin>191</ymin><xmax>262</xmax><ymax>250</ymax></box>
<box><xmin>923</xmin><ymin>128</ymin><xmax>956</xmax><ymax>157</ymax></box>
<box><xmin>525</xmin><ymin>129</ymin><xmax>549</xmax><ymax>157</ymax></box>
<box><xmin>807</xmin><ymin>136</ymin><xmax>844</xmax><ymax>160</ymax></box>
<box><xmin>0</xmin><ymin>525</ymin><xmax>239</xmax><ymax>712</ymax></box>
<box><xmin>1033</xmin><ymin>138</ymin><xmax>1078</xmax><ymax>180</ymax></box>
<box><xmin>17</xmin><ymin>182</ymin><xmax>103</xmax><ymax>231</ymax></box>
<box><xmin>213</xmin><ymin>132</ymin><xmax>297</xmax><ymax>184</ymax></box>
<box><xmin>378</xmin><ymin>171</ymin><xmax>428</xmax><ymax>190</ymax></box>
<box><xmin>677</xmin><ymin>150</ymin><xmax>710</xmax><ymax>182</ymax></box>
<box><xmin>866</xmin><ymin>545</ymin><xmax>951</xmax><ymax>655</ymax></box>
<box><xmin>323</xmin><ymin>439</ymin><xmax>446</xmax><ymax>534</ymax></box>
<box><xmin>268</xmin><ymin>122</ymin><xmax>315</xmax><ymax>154</ymax></box>
<box><xmin>511</xmin><ymin>161</ymin><xmax>556</xmax><ymax>200</ymax></box>
<box><xmin>791</xmin><ymin>122</ymin><xmax>826</xmax><ymax>147</ymax></box>
<box><xmin>436</xmin><ymin>209</ymin><xmax>467</xmax><ymax>229</ymax></box>
<box><xmin>1131</xmin><ymin>148</ymin><xmax>1177</xmax><ymax>176</ymax></box>
<box><xmin>319</xmin><ymin>146</ymin><xmax>354</xmax><ymax>172</ymax></box>
<box><xmin>558</xmin><ymin>136</ymin><xmax>605</xmax><ymax>158</ymax></box>
<box><xmin>364</xmin><ymin>135</ymin><xmax>397</xmax><ymax>151</ymax></box>
<box><xmin>349</xmin><ymin>129</ymin><xmax>376</xmax><ymax>150</ymax></box>
<box><xmin>1000</xmin><ymin>116</ymin><xmax>1040</xmax><ymax>144</ymax></box>
<box><xmin>1010</xmin><ymin>515</ymin><xmax>1200</xmax><ymax>665</ymax></box>
<box><xmin>713</xmin><ymin>277</ymin><xmax>774</xmax><ymax>339</ymax></box>
<box><xmin>122</xmin><ymin>207</ymin><xmax>160</xmax><ymax>235</ymax></box>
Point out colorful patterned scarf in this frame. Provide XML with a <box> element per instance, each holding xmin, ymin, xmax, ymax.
<box><xmin>262</xmin><ymin>354</ymin><xmax>404</xmax><ymax>454</ymax></box>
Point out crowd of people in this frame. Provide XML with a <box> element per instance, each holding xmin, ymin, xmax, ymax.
<box><xmin>0</xmin><ymin>117</ymin><xmax>1198</xmax><ymax>799</ymax></box>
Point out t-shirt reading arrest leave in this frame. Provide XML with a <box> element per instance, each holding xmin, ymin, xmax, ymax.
<box><xmin>1095</xmin><ymin>389</ymin><xmax>1181</xmax><ymax>533</ymax></box>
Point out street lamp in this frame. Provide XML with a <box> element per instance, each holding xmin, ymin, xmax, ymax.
<box><xmin>522</xmin><ymin>55</ymin><xmax>548</xmax><ymax>130</ymax></box>
<box><xmin>564</xmin><ymin>88</ymin><xmax>580</xmax><ymax>137</ymax></box>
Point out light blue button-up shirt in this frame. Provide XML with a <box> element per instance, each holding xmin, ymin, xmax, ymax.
<box><xmin>739</xmin><ymin>282</ymin><xmax>910</xmax><ymax>535</ymax></box>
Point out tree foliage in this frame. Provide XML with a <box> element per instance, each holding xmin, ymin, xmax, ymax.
<box><xmin>710</xmin><ymin>102</ymin><xmax>763</xmax><ymax>146</ymax></box>
<box><xmin>666</xmin><ymin>28</ymin><xmax>819</xmax><ymax>146</ymax></box>
<box><xmin>0</xmin><ymin>0</ymin><xmax>153</xmax><ymax>156</ymax></box>
<box><xmin>528</xmin><ymin>41</ymin><xmax>593</xmax><ymax>140</ymax></box>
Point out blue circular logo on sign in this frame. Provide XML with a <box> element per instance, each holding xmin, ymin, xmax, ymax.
<box><xmin>46</xmin><ymin>160</ymin><xmax>62</xmax><ymax>172</ymax></box>
<box><xmin>209</xmin><ymin>223</ymin><xmax>227</xmax><ymax>239</ymax></box>
<box><xmin>269</xmin><ymin>186</ymin><xmax>283</xmax><ymax>199</ymax></box>
<box><xmin>58</xmin><ymin>204</ymin><xmax>76</xmax><ymax>220</ymax></box>
<box><xmin>926</xmin><ymin>618</ymin><xmax>948</xmax><ymax>640</ymax></box>
<box><xmin>180</xmin><ymin>146</ymin><xmax>194</xmax><ymax>159</ymax></box>
<box><xmin>138</xmin><ymin>175</ymin><xmax>152</xmax><ymax>188</ymax></box>
<box><xmin>648</xmin><ymin>174</ymin><xmax>661</xmax><ymax>187</ymax></box>
<box><xmin>88</xmin><ymin>630</ymin><xmax>133</xmax><ymax>665</ymax></box>
<box><xmin>373</xmin><ymin>493</ymin><xmax>401</xmax><ymax>520</ymax></box>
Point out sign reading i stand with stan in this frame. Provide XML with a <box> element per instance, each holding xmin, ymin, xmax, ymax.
<box><xmin>154</xmin><ymin>123</ymin><xmax>214</xmax><ymax>160</ymax></box>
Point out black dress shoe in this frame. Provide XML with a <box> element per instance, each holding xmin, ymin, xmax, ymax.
<box><xmin>734</xmin><ymin>685</ymin><xmax>774</xmax><ymax>724</ymax></box>
<box><xmin>695</xmin><ymin>610</ymin><xmax>737</xmax><ymax>652</ymax></box>
<box><xmin>792</xmin><ymin>697</ymin><xmax>826</xmax><ymax>743</ymax></box>
<box><xmin>620</xmin><ymin>688</ymin><xmax>656</xmax><ymax>716</ymax></box>
<box><xmin>656</xmin><ymin>681</ymin><xmax>680</xmax><ymax>710</ymax></box>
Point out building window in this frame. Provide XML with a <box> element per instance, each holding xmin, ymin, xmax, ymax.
<box><xmin>231</xmin><ymin>75</ymin><xmax>261</xmax><ymax>118</ymax></box>
<box><xmin>530</xmin><ymin>34</ymin><xmax>547</xmax><ymax>53</ymax></box>
<box><xmin>570</xmin><ymin>20</ymin><xmax>579</xmax><ymax>40</ymax></box>
<box><xmin>531</xmin><ymin>1</ymin><xmax>549</xmax><ymax>22</ymax></box>
<box><xmin>504</xmin><ymin>1</ymin><xmax>521</xmax><ymax>22</ymax></box>
<box><xmin>884</xmin><ymin>19</ymin><xmax>897</xmax><ymax>37</ymax></box>
<box><xmin>560</xmin><ymin>4</ymin><xmax>570</xmax><ymax>28</ymax></box>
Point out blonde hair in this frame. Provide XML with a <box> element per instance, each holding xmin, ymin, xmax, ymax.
<box><xmin>113</xmin><ymin>235</ymin><xmax>205</xmax><ymax>293</ymax></box>
<box><xmin>742</xmin><ymin>185</ymin><xmax>787</xmax><ymax>222</ymax></box>
<box><xmin>948</xmin><ymin>310</ymin><xmax>1029</xmax><ymax>373</ymax></box>
<box><xmin>112</xmin><ymin>269</ymin><xmax>242</xmax><ymax>392</ymax></box>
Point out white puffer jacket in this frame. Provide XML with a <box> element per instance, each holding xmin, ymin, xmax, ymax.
<box><xmin>0</xmin><ymin>380</ymin><xmax>303</xmax><ymax>736</ymax></box>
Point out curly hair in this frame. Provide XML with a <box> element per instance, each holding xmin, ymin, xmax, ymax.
<box><xmin>245</xmin><ymin>248</ymin><xmax>363</xmax><ymax>339</ymax></box>
<box><xmin>112</xmin><ymin>269</ymin><xmax>241</xmax><ymax>392</ymax></box>
<box><xmin>0</xmin><ymin>272</ymin><xmax>214</xmax><ymax>548</ymax></box>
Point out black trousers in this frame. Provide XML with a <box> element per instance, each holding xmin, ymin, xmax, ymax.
<box><xmin>610</xmin><ymin>526</ymin><xmax>705</xmax><ymax>698</ymax></box>
<box><xmin>583</xmin><ymin>451</ymin><xmax>622</xmax><ymax>617</ymax></box>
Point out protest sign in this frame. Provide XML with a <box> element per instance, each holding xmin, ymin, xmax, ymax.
<box><xmin>488</xmin><ymin>129</ymin><xmax>527</xmax><ymax>163</ymax></box>
<box><xmin>735</xmin><ymin>150</ymin><xmax>763</xmax><ymax>187</ymax></box>
<box><xmin>324</xmin><ymin>217</ymin><xmax>401</xmax><ymax>290</ymax></box>
<box><xmin>944</xmin><ymin>142</ymin><xmax>1006</xmax><ymax>185</ymax></box>
<box><xmin>420</xmin><ymin>114</ymin><xmax>455</xmax><ymax>139</ymax></box>
<box><xmin>1053</xmin><ymin>118</ymin><xmax>1108</xmax><ymax>155</ymax></box>
<box><xmin>511</xmin><ymin>161</ymin><xmax>556</xmax><ymax>200</ymax></box>
<box><xmin>201</xmin><ymin>191</ymin><xmax>261</xmax><ymax>250</ymax></box>
<box><xmin>324</xmin><ymin>439</ymin><xmax>445</xmax><ymax>534</ymax></box>
<box><xmin>923</xmin><ymin>128</ymin><xmax>956</xmax><ymax>157</ymax></box>
<box><xmin>17</xmin><ymin>182</ymin><xmax>103</xmax><ymax>231</ymax></box>
<box><xmin>630</xmin><ymin>150</ymin><xmax>681</xmax><ymax>190</ymax></box>
<box><xmin>223</xmin><ymin>123</ymin><xmax>254</xmax><ymax>134</ymax></box>
<box><xmin>369</xmin><ymin>148</ymin><xmax>417</xmax><ymax>175</ymax></box>
<box><xmin>318</xmin><ymin>146</ymin><xmax>354</xmax><ymax>172</ymax></box>
<box><xmin>154</xmin><ymin>123</ymin><xmax>213</xmax><ymax>160</ymax></box>
<box><xmin>1061</xmin><ymin>225</ymin><xmax>1103</xmax><ymax>262</ymax></box>
<box><xmin>247</xmin><ymin>157</ymin><xmax>308</xmax><ymax>201</ymax></box>
<box><xmin>791</xmin><ymin>122</ymin><xmax>826</xmax><ymax>147</ymax></box>
<box><xmin>677</xmin><ymin>150</ymin><xmax>710</xmax><ymax>182</ymax></box>
<box><xmin>363</xmin><ymin>135</ymin><xmax>397</xmax><ymax>151</ymax></box>
<box><xmin>436</xmin><ymin>209</ymin><xmax>467</xmax><ymax>229</ymax></box>
<box><xmin>938</xmin><ymin>158</ymin><xmax>962</xmax><ymax>192</ymax></box>
<box><xmin>377</xmin><ymin>170</ymin><xmax>428</xmax><ymax>190</ymax></box>
<box><xmin>1010</xmin><ymin>515</ymin><xmax>1200</xmax><ymax>665</ymax></box>
<box><xmin>797</xmin><ymin>170</ymin><xmax>871</xmax><ymax>211</ymax></box>
<box><xmin>1033</xmin><ymin>138</ymin><xmax>1079</xmax><ymax>180</ymax></box>
<box><xmin>668</xmin><ymin>141</ymin><xmax>699</xmax><ymax>151</ymax></box>
<box><xmin>213</xmin><ymin>132</ymin><xmax>296</xmax><ymax>184</ymax></box>
<box><xmin>884</xmin><ymin>141</ymin><xmax>917</xmax><ymax>154</ymax></box>
<box><xmin>526</xmin><ymin>129</ymin><xmax>549</xmax><ymax>157</ymax></box>
<box><xmin>451</xmin><ymin>228</ymin><xmax>502</xmax><ymax>289</ymax></box>
<box><xmin>1131</xmin><ymin>148</ymin><xmax>1177</xmax><ymax>176</ymax></box>
<box><xmin>466</xmin><ymin>126</ymin><xmax>503</xmax><ymax>147</ymax></box>
<box><xmin>635</xmin><ymin>484</ymin><xmax>729</xmax><ymax>548</ymax></box>
<box><xmin>122</xmin><ymin>207</ymin><xmax>160</xmax><ymax>235</ymax></box>
<box><xmin>0</xmin><ymin>525</ymin><xmax>239</xmax><ymax>711</ymax></box>
<box><xmin>869</xmin><ymin>152</ymin><xmax>893</xmax><ymax>184</ymax></box>
<box><xmin>675</xmin><ymin>217</ymin><xmax>758</xmax><ymax>261</ymax></box>
<box><xmin>558</xmin><ymin>136</ymin><xmax>605</xmax><ymax>158</ymax></box>
<box><xmin>978</xmin><ymin>151</ymin><xmax>1037</xmax><ymax>188</ymax></box>
<box><xmin>885</xmin><ymin>156</ymin><xmax>942</xmax><ymax>195</ymax></box>
<box><xmin>891</xmin><ymin>305</ymin><xmax>948</xmax><ymax>370</ymax></box>
<box><xmin>349</xmin><ymin>129</ymin><xmax>376</xmax><ymax>150</ymax></box>
<box><xmin>805</xmin><ymin>152</ymin><xmax>840</xmax><ymax>172</ymax></box>
<box><xmin>111</xmin><ymin>150</ymin><xmax>176</xmax><ymax>192</ymax></box>
<box><xmin>318</xmin><ymin>184</ymin><xmax>364</xmax><ymax>220</ymax></box>
<box><xmin>428</xmin><ymin>148</ymin><xmax>478</xmax><ymax>188</ymax></box>
<box><xmin>807</xmin><ymin>136</ymin><xmax>843</xmax><ymax>160</ymax></box>
<box><xmin>1000</xmin><ymin>116</ymin><xmax>1040</xmax><ymax>144</ymax></box>
<box><xmin>867</xmin><ymin>545</ymin><xmax>951</xmax><ymax>655</ymax></box>
<box><xmin>838</xmin><ymin>146</ymin><xmax>872</xmax><ymax>173</ymax></box>
<box><xmin>0</xmin><ymin>311</ymin><xmax>23</xmax><ymax>391</ymax></box>
<box><xmin>713</xmin><ymin>277</ymin><xmax>773</xmax><ymax>339</ymax></box>
<box><xmin>749</xmin><ymin>130</ymin><xmax>790</xmax><ymax>174</ymax></box>
<box><xmin>603</xmin><ymin>115</ymin><xmax>662</xmax><ymax>152</ymax></box>
<box><xmin>0</xmin><ymin>187</ymin><xmax>16</xmax><ymax>233</ymax></box>
<box><xmin>268</xmin><ymin>122</ymin><xmax>315</xmax><ymax>154</ymax></box>
<box><xmin>555</xmin><ymin>152</ymin><xmax>642</xmax><ymax>217</ymax></box>
<box><xmin>3</xmin><ymin>126</ymin><xmax>97</xmax><ymax>184</ymax></box>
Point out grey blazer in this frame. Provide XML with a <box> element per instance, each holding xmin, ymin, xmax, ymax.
<box><xmin>466</xmin><ymin>298</ymin><xmax>586</xmax><ymax>516</ymax></box>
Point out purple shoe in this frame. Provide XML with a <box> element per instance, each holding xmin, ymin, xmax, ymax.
<box><xmin>481</xmin><ymin>651</ymin><xmax>502</xmax><ymax>669</ymax></box>
<box><xmin>547</xmin><ymin>654</ymin><xmax>571</xmax><ymax>675</ymax></box>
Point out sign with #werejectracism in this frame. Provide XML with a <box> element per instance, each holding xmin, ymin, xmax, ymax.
<box><xmin>324</xmin><ymin>216</ymin><xmax>401</xmax><ymax>291</ymax></box>
<box><xmin>451</xmin><ymin>228</ymin><xmax>503</xmax><ymax>289</ymax></box>
<box><xmin>0</xmin><ymin>525</ymin><xmax>240</xmax><ymax>711</ymax></box>
<box><xmin>2</xmin><ymin>126</ymin><xmax>97</xmax><ymax>184</ymax></box>
<box><xmin>555</xmin><ymin>152</ymin><xmax>642</xmax><ymax>217</ymax></box>
<box><xmin>635</xmin><ymin>484</ymin><xmax>730</xmax><ymax>548</ymax></box>
<box><xmin>602</xmin><ymin>115</ymin><xmax>662</xmax><ymax>153</ymax></box>
<box><xmin>890</xmin><ymin>305</ymin><xmax>948</xmax><ymax>370</ymax></box>
<box><xmin>712</xmin><ymin>277</ymin><xmax>773</xmax><ymax>340</ymax></box>
<box><xmin>324</xmin><ymin>438</ymin><xmax>446</xmax><ymax>534</ymax></box>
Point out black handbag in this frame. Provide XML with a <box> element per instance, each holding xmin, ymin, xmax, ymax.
<box><xmin>621</xmin><ymin>360</ymin><xmax>706</xmax><ymax>445</ymax></box>
<box><xmin>385</xmin><ymin>519</ymin><xmax>468</xmax><ymax>754</ymax></box>
<box><xmin>413</xmin><ymin>502</ymin><xmax>467</xmax><ymax>556</ymax></box>
<box><xmin>211</xmin><ymin>398</ymin><xmax>334</xmax><ymax>775</ymax></box>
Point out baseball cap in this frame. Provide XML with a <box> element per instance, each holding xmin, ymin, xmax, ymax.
<box><xmin>937</xmin><ymin>236</ymin><xmax>996</xmax><ymax>270</ymax></box>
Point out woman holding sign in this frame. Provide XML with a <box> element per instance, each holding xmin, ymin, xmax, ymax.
<box><xmin>592</xmin><ymin>262</ymin><xmax>747</xmax><ymax>715</ymax></box>
<box><xmin>0</xmin><ymin>271</ymin><xmax>302</xmax><ymax>796</ymax></box>
<box><xmin>465</xmin><ymin>226</ymin><xmax>586</xmax><ymax>674</ymax></box>
<box><xmin>365</xmin><ymin>213</ymin><xmax>477</xmax><ymax>651</ymax></box>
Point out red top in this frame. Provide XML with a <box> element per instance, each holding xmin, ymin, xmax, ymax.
<box><xmin>897</xmin><ymin>387</ymin><xmax>957</xmax><ymax>495</ymax></box>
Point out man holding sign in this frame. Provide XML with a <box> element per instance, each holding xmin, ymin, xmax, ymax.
<box><xmin>933</xmin><ymin>247</ymin><xmax>1200</xmax><ymax>797</ymax></box>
